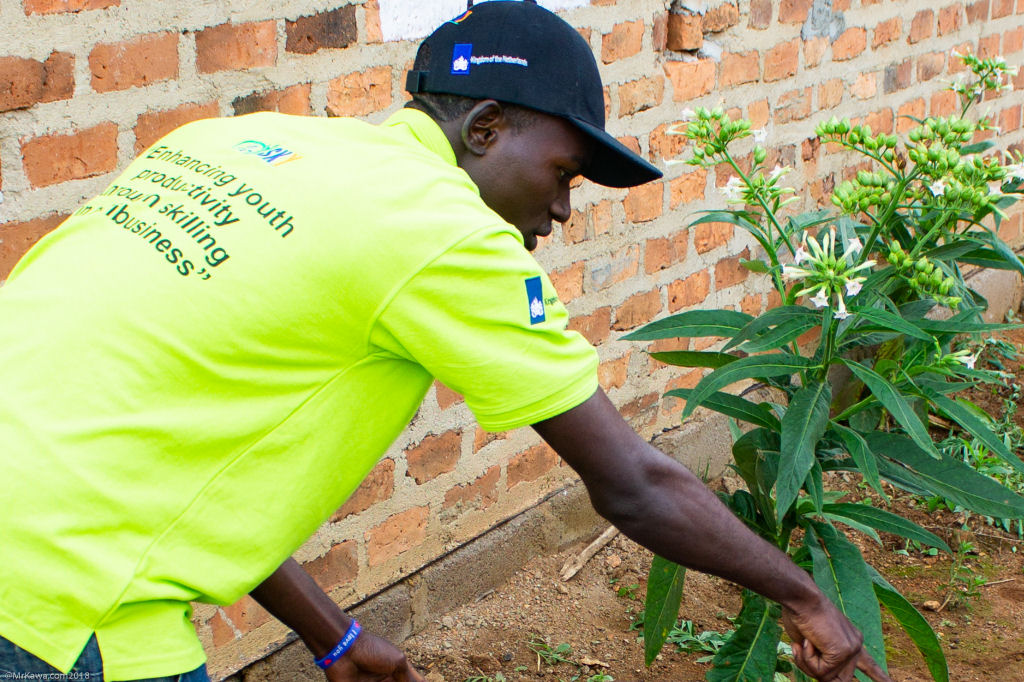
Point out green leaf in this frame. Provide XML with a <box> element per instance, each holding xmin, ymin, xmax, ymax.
<box><xmin>739</xmin><ymin>318</ymin><xmax>820</xmax><ymax>354</ymax></box>
<box><xmin>732</xmin><ymin>429</ymin><xmax>781</xmax><ymax>520</ymax></box>
<box><xmin>623</xmin><ymin>309</ymin><xmax>753</xmax><ymax>341</ymax></box>
<box><xmin>805</xmin><ymin>523</ymin><xmax>887</xmax><ymax>672</ymax></box>
<box><xmin>923</xmin><ymin>389</ymin><xmax>1024</xmax><ymax>476</ymax></box>
<box><xmin>777</xmin><ymin>382</ymin><xmax>832</xmax><ymax>520</ymax></box>
<box><xmin>848</xmin><ymin>306</ymin><xmax>934</xmax><ymax>342</ymax></box>
<box><xmin>740</xmin><ymin>258</ymin><xmax>771</xmax><ymax>273</ymax></box>
<box><xmin>689</xmin><ymin>210</ymin><xmax>762</xmax><ymax>230</ymax></box>
<box><xmin>707</xmin><ymin>591</ymin><xmax>782</xmax><ymax>682</ymax></box>
<box><xmin>651</xmin><ymin>351</ymin><xmax>738</xmax><ymax>369</ymax></box>
<box><xmin>644</xmin><ymin>555</ymin><xmax>687</xmax><ymax>666</ymax></box>
<box><xmin>831</xmin><ymin>425</ymin><xmax>885</xmax><ymax>499</ymax></box>
<box><xmin>821</xmin><ymin>503</ymin><xmax>950</xmax><ymax>552</ymax></box>
<box><xmin>923</xmin><ymin>239</ymin><xmax>986</xmax><ymax>261</ymax></box>
<box><xmin>667</xmin><ymin>389</ymin><xmax>780</xmax><ymax>430</ymax></box>
<box><xmin>725</xmin><ymin>305</ymin><xmax>819</xmax><ymax>351</ymax></box>
<box><xmin>841</xmin><ymin>359</ymin><xmax>940</xmax><ymax>459</ymax></box>
<box><xmin>869</xmin><ymin>570</ymin><xmax>948</xmax><ymax>682</ymax></box>
<box><xmin>974</xmin><ymin>229</ymin><xmax>1024</xmax><ymax>277</ymax></box>
<box><xmin>806</xmin><ymin>459</ymin><xmax>825</xmax><ymax>514</ymax></box>
<box><xmin>961</xmin><ymin>140</ymin><xmax>995</xmax><ymax>154</ymax></box>
<box><xmin>821</xmin><ymin>513</ymin><xmax>883</xmax><ymax>545</ymax></box>
<box><xmin>912</xmin><ymin>318</ymin><xmax>1023</xmax><ymax>335</ymax></box>
<box><xmin>866</xmin><ymin>432</ymin><xmax>1024</xmax><ymax>518</ymax></box>
<box><xmin>682</xmin><ymin>354</ymin><xmax>815</xmax><ymax>421</ymax></box>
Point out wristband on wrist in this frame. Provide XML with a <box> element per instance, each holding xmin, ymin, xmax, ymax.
<box><xmin>314</xmin><ymin>619</ymin><xmax>362</xmax><ymax>669</ymax></box>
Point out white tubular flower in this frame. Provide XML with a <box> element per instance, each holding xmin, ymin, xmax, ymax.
<box><xmin>929</xmin><ymin>179</ymin><xmax>947</xmax><ymax>196</ymax></box>
<box><xmin>964</xmin><ymin>353</ymin><xmax>978</xmax><ymax>370</ymax></box>
<box><xmin>769</xmin><ymin>165</ymin><xmax>790</xmax><ymax>181</ymax></box>
<box><xmin>783</xmin><ymin>264</ymin><xmax>815</xmax><ymax>280</ymax></box>
<box><xmin>845</xmin><ymin>278</ymin><xmax>863</xmax><ymax>297</ymax></box>
<box><xmin>681</xmin><ymin>108</ymin><xmax>697</xmax><ymax>122</ymax></box>
<box><xmin>834</xmin><ymin>295</ymin><xmax>850</xmax><ymax>320</ymax></box>
<box><xmin>752</xmin><ymin>128</ymin><xmax>768</xmax><ymax>144</ymax></box>
<box><xmin>1005</xmin><ymin>162</ymin><xmax>1024</xmax><ymax>181</ymax></box>
<box><xmin>847</xmin><ymin>236</ymin><xmax>863</xmax><ymax>254</ymax></box>
<box><xmin>793</xmin><ymin>244</ymin><xmax>809</xmax><ymax>264</ymax></box>
<box><xmin>810</xmin><ymin>289</ymin><xmax>830</xmax><ymax>308</ymax></box>
<box><xmin>720</xmin><ymin>176</ymin><xmax>744</xmax><ymax>202</ymax></box>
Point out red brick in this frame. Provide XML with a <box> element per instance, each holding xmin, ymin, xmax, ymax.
<box><xmin>931</xmin><ymin>89</ymin><xmax>958</xmax><ymax>117</ymax></box>
<box><xmin>749</xmin><ymin>0</ymin><xmax>772</xmax><ymax>28</ymax></box>
<box><xmin>593</xmin><ymin>201</ymin><xmax>612</xmax><ymax>236</ymax></box>
<box><xmin>715</xmin><ymin>247</ymin><xmax>751</xmax><ymax>290</ymax></box>
<box><xmin>619</xmin><ymin>391</ymin><xmax>659</xmax><ymax>427</ymax></box>
<box><xmin>649</xmin><ymin>121</ymin><xmax>688</xmax><ymax>163</ymax></box>
<box><xmin>748</xmin><ymin>100</ymin><xmax>770</xmax><ymax>128</ymax></box>
<box><xmin>326</xmin><ymin>66</ymin><xmax>392</xmax><ymax>117</ymax></box>
<box><xmin>0</xmin><ymin>213</ymin><xmax>67</xmax><ymax>279</ymax></box>
<box><xmin>694</xmin><ymin>221</ymin><xmax>733</xmax><ymax>253</ymax></box>
<box><xmin>507</xmin><ymin>444</ymin><xmax>559</xmax><ymax>488</ymax></box>
<box><xmin>232</xmin><ymin>84</ymin><xmax>311</xmax><ymax>116</ymax></box>
<box><xmin>721</xmin><ymin>51</ymin><xmax>759</xmax><ymax>86</ymax></box>
<box><xmin>670</xmin><ymin>169</ymin><xmax>707</xmax><ymax>208</ymax></box>
<box><xmin>965</xmin><ymin>0</ymin><xmax>989</xmax><ymax>22</ymax></box>
<box><xmin>804</xmin><ymin>37</ymin><xmax>827</xmax><ymax>68</ymax></box>
<box><xmin>23</xmin><ymin>0</ymin><xmax>116</xmax><ymax>13</ymax></box>
<box><xmin>764</xmin><ymin>39</ymin><xmax>799</xmax><ymax>82</ymax></box>
<box><xmin>89</xmin><ymin>32</ymin><xmax>177</xmax><ymax>93</ymax></box>
<box><xmin>884</xmin><ymin>60</ymin><xmax>912</xmax><ymax>93</ymax></box>
<box><xmin>305</xmin><ymin>541</ymin><xmax>358</xmax><ymax>591</ymax></box>
<box><xmin>550</xmin><ymin>261</ymin><xmax>585</xmax><ymax>302</ymax></box>
<box><xmin>993</xmin><ymin>0</ymin><xmax>1015</xmax><ymax>16</ymax></box>
<box><xmin>663</xmin><ymin>59</ymin><xmax>715</xmax><ymax>101</ymax></box>
<box><xmin>775</xmin><ymin>87</ymin><xmax>812</xmax><ymax>123</ymax></box>
<box><xmin>833</xmin><ymin>28</ymin><xmax>867</xmax><ymax>61</ymax></box>
<box><xmin>740</xmin><ymin>292</ymin><xmax>762</xmax><ymax>316</ymax></box>
<box><xmin>666</xmin><ymin>12</ymin><xmax>702</xmax><ymax>51</ymax></box>
<box><xmin>979</xmin><ymin>34</ymin><xmax>1000</xmax><ymax>59</ymax></box>
<box><xmin>897</xmin><ymin>98</ymin><xmax>927</xmax><ymax>133</ymax></box>
<box><xmin>918</xmin><ymin>52</ymin><xmax>946</xmax><ymax>81</ymax></box>
<box><xmin>623</xmin><ymin>182</ymin><xmax>662</xmax><ymax>223</ymax></box>
<box><xmin>653</xmin><ymin>12</ymin><xmax>668</xmax><ymax>51</ymax></box>
<box><xmin>434</xmin><ymin>381</ymin><xmax>463</xmax><ymax>409</ymax></box>
<box><xmin>861</xmin><ymin>108</ymin><xmax>894</xmax><ymax>134</ymax></box>
<box><xmin>948</xmin><ymin>42</ymin><xmax>973</xmax><ymax>73</ymax></box>
<box><xmin>0</xmin><ymin>57</ymin><xmax>44</xmax><ymax>112</ymax></box>
<box><xmin>568</xmin><ymin>306</ymin><xmax>612</xmax><ymax>345</ymax></box>
<box><xmin>22</xmin><ymin>123</ymin><xmax>117</xmax><ymax>188</ymax></box>
<box><xmin>443</xmin><ymin>465</ymin><xmax>500</xmax><ymax>510</ymax></box>
<box><xmin>40</xmin><ymin>52</ymin><xmax>74</xmax><ymax>103</ymax></box>
<box><xmin>851</xmin><ymin>72</ymin><xmax>878</xmax><ymax>99</ymax></box>
<box><xmin>779</xmin><ymin>0</ymin><xmax>812</xmax><ymax>23</ymax></box>
<box><xmin>589</xmin><ymin>245</ymin><xmax>640</xmax><ymax>290</ymax></box>
<box><xmin>1005</xmin><ymin>26</ymin><xmax>1024</xmax><ymax>54</ymax></box>
<box><xmin>602</xmin><ymin>21</ymin><xmax>644</xmax><ymax>63</ymax></box>
<box><xmin>365</xmin><ymin>0</ymin><xmax>382</xmax><ymax>43</ymax></box>
<box><xmin>366</xmin><ymin>506</ymin><xmax>428</xmax><ymax>566</ymax></box>
<box><xmin>210</xmin><ymin>611</ymin><xmax>236</xmax><ymax>648</ymax></box>
<box><xmin>1000</xmin><ymin>104</ymin><xmax>1022</xmax><ymax>132</ymax></box>
<box><xmin>196</xmin><ymin>21</ymin><xmax>277</xmax><ymax>74</ymax></box>
<box><xmin>613</xmin><ymin>288</ymin><xmax>662</xmax><ymax>331</ymax></box>
<box><xmin>473</xmin><ymin>427</ymin><xmax>506</xmax><ymax>453</ymax></box>
<box><xmin>819</xmin><ymin>78</ymin><xmax>844</xmax><ymax>109</ymax></box>
<box><xmin>998</xmin><ymin>212</ymin><xmax>1022</xmax><ymax>244</ymax></box>
<box><xmin>909</xmin><ymin>10</ymin><xmax>934</xmax><ymax>43</ymax></box>
<box><xmin>286</xmin><ymin>5</ymin><xmax>357</xmax><ymax>54</ymax></box>
<box><xmin>331</xmin><ymin>458</ymin><xmax>395</xmax><ymax>521</ymax></box>
<box><xmin>134</xmin><ymin>101</ymin><xmax>219</xmax><ymax>154</ymax></box>
<box><xmin>222</xmin><ymin>596</ymin><xmax>271</xmax><ymax>635</ymax></box>
<box><xmin>873</xmin><ymin>17</ymin><xmax>902</xmax><ymax>48</ymax></box>
<box><xmin>704</xmin><ymin>3</ymin><xmax>739</xmax><ymax>32</ymax></box>
<box><xmin>937</xmin><ymin>5</ymin><xmax>962</xmax><ymax>35</ymax></box>
<box><xmin>406</xmin><ymin>430</ymin><xmax>462</xmax><ymax>484</ymax></box>
<box><xmin>598</xmin><ymin>353</ymin><xmax>630</xmax><ymax>391</ymax></box>
<box><xmin>618</xmin><ymin>76</ymin><xmax>664</xmax><ymax>117</ymax></box>
<box><xmin>668</xmin><ymin>270</ymin><xmax>710</xmax><ymax>311</ymax></box>
<box><xmin>562</xmin><ymin>208</ymin><xmax>587</xmax><ymax>244</ymax></box>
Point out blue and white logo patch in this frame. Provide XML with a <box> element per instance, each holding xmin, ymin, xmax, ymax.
<box><xmin>451</xmin><ymin>43</ymin><xmax>472</xmax><ymax>75</ymax></box>
<box><xmin>525</xmin><ymin>276</ymin><xmax>545</xmax><ymax>325</ymax></box>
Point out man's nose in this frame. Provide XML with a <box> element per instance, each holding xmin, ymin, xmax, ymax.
<box><xmin>550</xmin><ymin>186</ymin><xmax>572</xmax><ymax>223</ymax></box>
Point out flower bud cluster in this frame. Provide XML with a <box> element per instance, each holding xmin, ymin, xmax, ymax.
<box><xmin>952</xmin><ymin>51</ymin><xmax>1018</xmax><ymax>106</ymax></box>
<box><xmin>782</xmin><ymin>228</ymin><xmax>874</xmax><ymax>320</ymax></box>
<box><xmin>885</xmin><ymin>242</ymin><xmax>961</xmax><ymax>309</ymax></box>
<box><xmin>675</xmin><ymin>107</ymin><xmax>753</xmax><ymax>166</ymax></box>
<box><xmin>832</xmin><ymin>171</ymin><xmax>897</xmax><ymax>214</ymax></box>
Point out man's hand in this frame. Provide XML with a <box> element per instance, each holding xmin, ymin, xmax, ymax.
<box><xmin>322</xmin><ymin>629</ymin><xmax>425</xmax><ymax>682</ymax></box>
<box><xmin>781</xmin><ymin>594</ymin><xmax>892</xmax><ymax>682</ymax></box>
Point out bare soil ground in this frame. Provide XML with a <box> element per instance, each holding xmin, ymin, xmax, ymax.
<box><xmin>403</xmin><ymin>329</ymin><xmax>1024</xmax><ymax>682</ymax></box>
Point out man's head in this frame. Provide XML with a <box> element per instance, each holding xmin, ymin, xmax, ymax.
<box><xmin>405</xmin><ymin>1</ymin><xmax>661</xmax><ymax>249</ymax></box>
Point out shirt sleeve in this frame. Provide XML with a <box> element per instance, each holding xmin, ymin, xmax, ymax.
<box><xmin>371</xmin><ymin>225</ymin><xmax>598</xmax><ymax>431</ymax></box>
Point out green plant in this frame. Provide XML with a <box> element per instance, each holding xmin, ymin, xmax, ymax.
<box><xmin>941</xmin><ymin>540</ymin><xmax>987</xmax><ymax>611</ymax></box>
<box><xmin>629</xmin><ymin>52</ymin><xmax>1024</xmax><ymax>682</ymax></box>
<box><xmin>616</xmin><ymin>582</ymin><xmax>640</xmax><ymax>600</ymax></box>
<box><xmin>527</xmin><ymin>635</ymin><xmax>575</xmax><ymax>667</ymax></box>
<box><xmin>464</xmin><ymin>674</ymin><xmax>507</xmax><ymax>682</ymax></box>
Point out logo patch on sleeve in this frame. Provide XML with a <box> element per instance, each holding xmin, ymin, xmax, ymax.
<box><xmin>525</xmin><ymin>276</ymin><xmax>545</xmax><ymax>325</ymax></box>
<box><xmin>451</xmin><ymin>44</ymin><xmax>472</xmax><ymax>75</ymax></box>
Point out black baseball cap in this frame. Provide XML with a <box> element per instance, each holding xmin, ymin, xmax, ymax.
<box><xmin>405</xmin><ymin>0</ymin><xmax>663</xmax><ymax>188</ymax></box>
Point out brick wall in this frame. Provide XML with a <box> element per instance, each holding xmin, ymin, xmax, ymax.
<box><xmin>2</xmin><ymin>0</ymin><xmax>1023</xmax><ymax>677</ymax></box>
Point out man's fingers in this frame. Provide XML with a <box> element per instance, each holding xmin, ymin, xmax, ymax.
<box><xmin>856</xmin><ymin>649</ymin><xmax>894</xmax><ymax>682</ymax></box>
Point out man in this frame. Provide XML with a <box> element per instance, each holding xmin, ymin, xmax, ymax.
<box><xmin>0</xmin><ymin>2</ymin><xmax>890</xmax><ymax>681</ymax></box>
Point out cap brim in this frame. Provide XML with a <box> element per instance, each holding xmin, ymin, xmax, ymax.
<box><xmin>568</xmin><ymin>117</ymin><xmax>663</xmax><ymax>188</ymax></box>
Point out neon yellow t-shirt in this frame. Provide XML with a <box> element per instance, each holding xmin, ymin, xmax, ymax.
<box><xmin>0</xmin><ymin>108</ymin><xmax>597</xmax><ymax>680</ymax></box>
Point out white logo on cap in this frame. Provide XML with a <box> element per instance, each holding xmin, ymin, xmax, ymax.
<box><xmin>452</xmin><ymin>55</ymin><xmax>469</xmax><ymax>72</ymax></box>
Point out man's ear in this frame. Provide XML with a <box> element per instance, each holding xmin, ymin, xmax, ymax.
<box><xmin>461</xmin><ymin>100</ymin><xmax>506</xmax><ymax>157</ymax></box>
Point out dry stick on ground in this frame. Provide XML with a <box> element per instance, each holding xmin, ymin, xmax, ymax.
<box><xmin>560</xmin><ymin>526</ymin><xmax>619</xmax><ymax>581</ymax></box>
